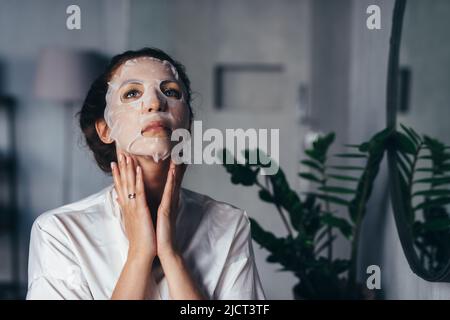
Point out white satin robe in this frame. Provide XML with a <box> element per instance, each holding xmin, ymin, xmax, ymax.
<box><xmin>26</xmin><ymin>185</ymin><xmax>265</xmax><ymax>300</ymax></box>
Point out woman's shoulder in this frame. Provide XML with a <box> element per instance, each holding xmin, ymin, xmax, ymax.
<box><xmin>180</xmin><ymin>188</ymin><xmax>251</xmax><ymax>236</ymax></box>
<box><xmin>181</xmin><ymin>188</ymin><xmax>249</xmax><ymax>218</ymax></box>
<box><xmin>179</xmin><ymin>189</ymin><xmax>255</xmax><ymax>277</ymax></box>
<box><xmin>32</xmin><ymin>185</ymin><xmax>114</xmax><ymax>234</ymax></box>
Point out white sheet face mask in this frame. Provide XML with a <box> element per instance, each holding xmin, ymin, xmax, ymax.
<box><xmin>104</xmin><ymin>57</ymin><xmax>190</xmax><ymax>162</ymax></box>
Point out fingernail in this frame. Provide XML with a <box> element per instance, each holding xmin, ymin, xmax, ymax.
<box><xmin>137</xmin><ymin>166</ymin><xmax>141</xmax><ymax>174</ymax></box>
<box><xmin>119</xmin><ymin>154</ymin><xmax>124</xmax><ymax>163</ymax></box>
<box><xmin>111</xmin><ymin>162</ymin><xmax>116</xmax><ymax>169</ymax></box>
<box><xmin>126</xmin><ymin>156</ymin><xmax>130</xmax><ymax>164</ymax></box>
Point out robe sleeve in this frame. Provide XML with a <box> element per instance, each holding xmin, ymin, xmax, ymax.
<box><xmin>26</xmin><ymin>216</ymin><xmax>93</xmax><ymax>300</ymax></box>
<box><xmin>213</xmin><ymin>211</ymin><xmax>266</xmax><ymax>300</ymax></box>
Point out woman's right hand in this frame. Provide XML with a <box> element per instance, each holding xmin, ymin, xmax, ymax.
<box><xmin>111</xmin><ymin>153</ymin><xmax>156</xmax><ymax>262</ymax></box>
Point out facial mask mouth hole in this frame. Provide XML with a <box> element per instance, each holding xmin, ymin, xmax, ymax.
<box><xmin>140</xmin><ymin>126</ymin><xmax>172</xmax><ymax>137</ymax></box>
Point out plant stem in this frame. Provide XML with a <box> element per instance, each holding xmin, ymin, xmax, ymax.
<box><xmin>403</xmin><ymin>142</ymin><xmax>423</xmax><ymax>226</ymax></box>
<box><xmin>348</xmin><ymin>213</ymin><xmax>362</xmax><ymax>295</ymax></box>
<box><xmin>347</xmin><ymin>165</ymin><xmax>372</xmax><ymax>293</ymax></box>
<box><xmin>322</xmin><ymin>169</ymin><xmax>333</xmax><ymax>262</ymax></box>
<box><xmin>275</xmin><ymin>202</ymin><xmax>294</xmax><ymax>238</ymax></box>
<box><xmin>317</xmin><ymin>163</ymin><xmax>333</xmax><ymax>262</ymax></box>
<box><xmin>256</xmin><ymin>179</ymin><xmax>294</xmax><ymax>238</ymax></box>
<box><xmin>408</xmin><ymin>142</ymin><xmax>423</xmax><ymax>199</ymax></box>
<box><xmin>315</xmin><ymin>235</ymin><xmax>337</xmax><ymax>256</ymax></box>
<box><xmin>295</xmin><ymin>268</ymin><xmax>317</xmax><ymax>299</ymax></box>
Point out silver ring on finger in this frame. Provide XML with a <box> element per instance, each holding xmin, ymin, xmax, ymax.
<box><xmin>128</xmin><ymin>193</ymin><xmax>136</xmax><ymax>199</ymax></box>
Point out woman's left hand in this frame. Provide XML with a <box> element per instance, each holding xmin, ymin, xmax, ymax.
<box><xmin>156</xmin><ymin>160</ymin><xmax>186</xmax><ymax>259</ymax></box>
<box><xmin>155</xmin><ymin>160</ymin><xmax>205</xmax><ymax>299</ymax></box>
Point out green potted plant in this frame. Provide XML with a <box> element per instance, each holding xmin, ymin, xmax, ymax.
<box><xmin>222</xmin><ymin>128</ymin><xmax>392</xmax><ymax>299</ymax></box>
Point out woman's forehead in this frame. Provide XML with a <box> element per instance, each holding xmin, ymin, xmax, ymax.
<box><xmin>112</xmin><ymin>57</ymin><xmax>177</xmax><ymax>84</ymax></box>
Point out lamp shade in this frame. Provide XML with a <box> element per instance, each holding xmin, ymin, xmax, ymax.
<box><xmin>34</xmin><ymin>47</ymin><xmax>99</xmax><ymax>103</ymax></box>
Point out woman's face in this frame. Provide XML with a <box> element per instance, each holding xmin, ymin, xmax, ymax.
<box><xmin>104</xmin><ymin>56</ymin><xmax>190</xmax><ymax>162</ymax></box>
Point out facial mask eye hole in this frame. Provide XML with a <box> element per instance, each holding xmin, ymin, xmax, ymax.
<box><xmin>160</xmin><ymin>80</ymin><xmax>182</xmax><ymax>100</ymax></box>
<box><xmin>120</xmin><ymin>82</ymin><xmax>144</xmax><ymax>103</ymax></box>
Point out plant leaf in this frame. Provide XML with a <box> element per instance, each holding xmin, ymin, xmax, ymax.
<box><xmin>311</xmin><ymin>193</ymin><xmax>350</xmax><ymax>206</ymax></box>
<box><xmin>414</xmin><ymin>197</ymin><xmax>450</xmax><ymax>211</ymax></box>
<box><xmin>300</xmin><ymin>159</ymin><xmax>323</xmax><ymax>172</ymax></box>
<box><xmin>303</xmin><ymin>132</ymin><xmax>336</xmax><ymax>164</ymax></box>
<box><xmin>258</xmin><ymin>189</ymin><xmax>273</xmax><ymax>203</ymax></box>
<box><xmin>396</xmin><ymin>152</ymin><xmax>411</xmax><ymax>177</ymax></box>
<box><xmin>400</xmin><ymin>124</ymin><xmax>421</xmax><ymax>146</ymax></box>
<box><xmin>397</xmin><ymin>150</ymin><xmax>413</xmax><ymax>167</ymax></box>
<box><xmin>343</xmin><ymin>144</ymin><xmax>362</xmax><ymax>149</ymax></box>
<box><xmin>413</xmin><ymin>189</ymin><xmax>450</xmax><ymax>197</ymax></box>
<box><xmin>318</xmin><ymin>186</ymin><xmax>356</xmax><ymax>195</ymax></box>
<box><xmin>299</xmin><ymin>172</ymin><xmax>323</xmax><ymax>184</ymax></box>
<box><xmin>328</xmin><ymin>174</ymin><xmax>359</xmax><ymax>182</ymax></box>
<box><xmin>329</xmin><ymin>165</ymin><xmax>365</xmax><ymax>171</ymax></box>
<box><xmin>320</xmin><ymin>213</ymin><xmax>353</xmax><ymax>239</ymax></box>
<box><xmin>334</xmin><ymin>153</ymin><xmax>367</xmax><ymax>159</ymax></box>
<box><xmin>416</xmin><ymin>168</ymin><xmax>434</xmax><ymax>172</ymax></box>
<box><xmin>249</xmin><ymin>218</ymin><xmax>284</xmax><ymax>252</ymax></box>
<box><xmin>420</xmin><ymin>218</ymin><xmax>450</xmax><ymax>232</ymax></box>
<box><xmin>414</xmin><ymin>176</ymin><xmax>450</xmax><ymax>186</ymax></box>
<box><xmin>393</xmin><ymin>131</ymin><xmax>417</xmax><ymax>155</ymax></box>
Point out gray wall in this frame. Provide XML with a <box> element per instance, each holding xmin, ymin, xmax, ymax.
<box><xmin>398</xmin><ymin>0</ymin><xmax>450</xmax><ymax>145</ymax></box>
<box><xmin>309</xmin><ymin>0</ymin><xmax>353</xmax><ymax>258</ymax></box>
<box><xmin>346</xmin><ymin>0</ymin><xmax>393</xmax><ymax>290</ymax></box>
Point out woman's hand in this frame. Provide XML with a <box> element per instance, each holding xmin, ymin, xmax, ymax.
<box><xmin>156</xmin><ymin>162</ymin><xmax>204</xmax><ymax>299</ymax></box>
<box><xmin>111</xmin><ymin>156</ymin><xmax>203</xmax><ymax>300</ymax></box>
<box><xmin>111</xmin><ymin>153</ymin><xmax>156</xmax><ymax>262</ymax></box>
<box><xmin>156</xmin><ymin>160</ymin><xmax>186</xmax><ymax>260</ymax></box>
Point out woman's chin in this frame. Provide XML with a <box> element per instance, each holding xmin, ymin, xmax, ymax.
<box><xmin>128</xmin><ymin>141</ymin><xmax>172</xmax><ymax>163</ymax></box>
<box><xmin>132</xmin><ymin>152</ymin><xmax>171</xmax><ymax>164</ymax></box>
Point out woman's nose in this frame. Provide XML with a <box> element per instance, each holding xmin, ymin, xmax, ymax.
<box><xmin>146</xmin><ymin>92</ymin><xmax>166</xmax><ymax>113</ymax></box>
<box><xmin>148</xmin><ymin>99</ymin><xmax>161</xmax><ymax>112</ymax></box>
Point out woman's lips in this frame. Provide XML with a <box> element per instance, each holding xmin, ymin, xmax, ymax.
<box><xmin>141</xmin><ymin>121</ymin><xmax>172</xmax><ymax>136</ymax></box>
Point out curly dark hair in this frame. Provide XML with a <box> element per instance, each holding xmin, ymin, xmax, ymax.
<box><xmin>78</xmin><ymin>47</ymin><xmax>193</xmax><ymax>174</ymax></box>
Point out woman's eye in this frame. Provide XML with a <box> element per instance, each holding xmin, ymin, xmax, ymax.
<box><xmin>123</xmin><ymin>89</ymin><xmax>142</xmax><ymax>100</ymax></box>
<box><xmin>163</xmin><ymin>88</ymin><xmax>181</xmax><ymax>99</ymax></box>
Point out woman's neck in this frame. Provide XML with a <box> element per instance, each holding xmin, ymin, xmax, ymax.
<box><xmin>135</xmin><ymin>155</ymin><xmax>170</xmax><ymax>214</ymax></box>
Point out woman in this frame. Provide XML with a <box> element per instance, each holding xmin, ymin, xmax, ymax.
<box><xmin>26</xmin><ymin>47</ymin><xmax>265</xmax><ymax>300</ymax></box>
